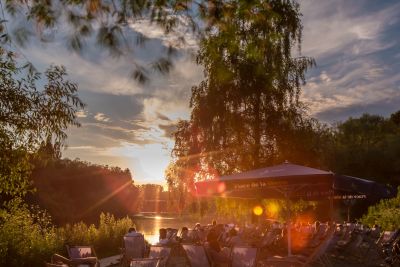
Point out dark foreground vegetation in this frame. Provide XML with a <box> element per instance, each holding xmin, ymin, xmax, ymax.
<box><xmin>0</xmin><ymin>207</ymin><xmax>134</xmax><ymax>267</ymax></box>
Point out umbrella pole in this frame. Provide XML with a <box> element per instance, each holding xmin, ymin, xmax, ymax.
<box><xmin>287</xmin><ymin>220</ymin><xmax>292</xmax><ymax>256</ymax></box>
<box><xmin>286</xmin><ymin>196</ymin><xmax>292</xmax><ymax>256</ymax></box>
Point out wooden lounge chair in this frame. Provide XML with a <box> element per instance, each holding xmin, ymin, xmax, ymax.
<box><xmin>377</xmin><ymin>230</ymin><xmax>399</xmax><ymax>246</ymax></box>
<box><xmin>302</xmin><ymin>227</ymin><xmax>334</xmax><ymax>267</ymax></box>
<box><xmin>230</xmin><ymin>246</ymin><xmax>258</xmax><ymax>267</ymax></box>
<box><xmin>182</xmin><ymin>244</ymin><xmax>212</xmax><ymax>267</ymax></box>
<box><xmin>260</xmin><ymin>226</ymin><xmax>334</xmax><ymax>267</ymax></box>
<box><xmin>166</xmin><ymin>228</ymin><xmax>179</xmax><ymax>241</ymax></box>
<box><xmin>336</xmin><ymin>225</ymin><xmax>352</xmax><ymax>247</ymax></box>
<box><xmin>261</xmin><ymin>230</ymin><xmax>280</xmax><ymax>248</ymax></box>
<box><xmin>121</xmin><ymin>235</ymin><xmax>146</xmax><ymax>267</ymax></box>
<box><xmin>149</xmin><ymin>245</ymin><xmax>172</xmax><ymax>267</ymax></box>
<box><xmin>129</xmin><ymin>257</ymin><xmax>161</xmax><ymax>267</ymax></box>
<box><xmin>66</xmin><ymin>245</ymin><xmax>100</xmax><ymax>267</ymax></box>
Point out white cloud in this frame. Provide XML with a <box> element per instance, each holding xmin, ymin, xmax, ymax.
<box><xmin>300</xmin><ymin>0</ymin><xmax>400</xmax><ymax>58</ymax></box>
<box><xmin>94</xmin><ymin>113</ymin><xmax>111</xmax><ymax>122</ymax></box>
<box><xmin>299</xmin><ymin>0</ymin><xmax>400</xmax><ymax>121</ymax></box>
<box><xmin>76</xmin><ymin>110</ymin><xmax>87</xmax><ymax>118</ymax></box>
<box><xmin>129</xmin><ymin>16</ymin><xmax>199</xmax><ymax>50</ymax></box>
<box><xmin>302</xmin><ymin>62</ymin><xmax>400</xmax><ymax>116</ymax></box>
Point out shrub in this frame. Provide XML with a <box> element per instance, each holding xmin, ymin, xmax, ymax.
<box><xmin>0</xmin><ymin>200</ymin><xmax>135</xmax><ymax>266</ymax></box>
<box><xmin>59</xmin><ymin>213</ymin><xmax>134</xmax><ymax>257</ymax></box>
<box><xmin>361</xmin><ymin>188</ymin><xmax>400</xmax><ymax>230</ymax></box>
<box><xmin>0</xmin><ymin>199</ymin><xmax>61</xmax><ymax>267</ymax></box>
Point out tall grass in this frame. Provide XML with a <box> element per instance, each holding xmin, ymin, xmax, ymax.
<box><xmin>0</xmin><ymin>199</ymin><xmax>135</xmax><ymax>267</ymax></box>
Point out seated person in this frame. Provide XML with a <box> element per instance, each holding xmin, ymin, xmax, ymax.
<box><xmin>218</xmin><ymin>225</ymin><xmax>231</xmax><ymax>245</ymax></box>
<box><xmin>158</xmin><ymin>228</ymin><xmax>169</xmax><ymax>245</ymax></box>
<box><xmin>179</xmin><ymin>227</ymin><xmax>193</xmax><ymax>243</ymax></box>
<box><xmin>125</xmin><ymin>227</ymin><xmax>143</xmax><ymax>237</ymax></box>
<box><xmin>194</xmin><ymin>223</ymin><xmax>202</xmax><ymax>230</ymax></box>
<box><xmin>206</xmin><ymin>229</ymin><xmax>230</xmax><ymax>265</ymax></box>
<box><xmin>370</xmin><ymin>224</ymin><xmax>381</xmax><ymax>239</ymax></box>
<box><xmin>312</xmin><ymin>221</ymin><xmax>322</xmax><ymax>237</ymax></box>
<box><xmin>124</xmin><ymin>227</ymin><xmax>146</xmax><ymax>257</ymax></box>
<box><xmin>227</xmin><ymin>228</ymin><xmax>243</xmax><ymax>247</ymax></box>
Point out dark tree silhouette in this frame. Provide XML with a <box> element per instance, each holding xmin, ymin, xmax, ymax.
<box><xmin>166</xmin><ymin>0</ymin><xmax>320</xmax><ymax>208</ymax></box>
<box><xmin>0</xmin><ymin>48</ymin><xmax>84</xmax><ymax>198</ymax></box>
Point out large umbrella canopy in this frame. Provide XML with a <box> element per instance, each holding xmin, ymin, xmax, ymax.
<box><xmin>195</xmin><ymin>162</ymin><xmax>334</xmax><ymax>200</ymax></box>
<box><xmin>334</xmin><ymin>174</ymin><xmax>396</xmax><ymax>200</ymax></box>
<box><xmin>195</xmin><ymin>162</ymin><xmax>395</xmax><ymax>201</ymax></box>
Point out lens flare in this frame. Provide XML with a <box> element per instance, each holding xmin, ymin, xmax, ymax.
<box><xmin>267</xmin><ymin>203</ymin><xmax>279</xmax><ymax>214</ymax></box>
<box><xmin>217</xmin><ymin>182</ymin><xmax>226</xmax><ymax>193</ymax></box>
<box><xmin>253</xmin><ymin>205</ymin><xmax>263</xmax><ymax>216</ymax></box>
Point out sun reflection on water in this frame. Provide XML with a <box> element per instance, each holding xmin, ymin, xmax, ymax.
<box><xmin>134</xmin><ymin>214</ymin><xmax>198</xmax><ymax>245</ymax></box>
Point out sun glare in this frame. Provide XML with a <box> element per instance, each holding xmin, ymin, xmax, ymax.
<box><xmin>253</xmin><ymin>205</ymin><xmax>263</xmax><ymax>216</ymax></box>
<box><xmin>267</xmin><ymin>203</ymin><xmax>279</xmax><ymax>215</ymax></box>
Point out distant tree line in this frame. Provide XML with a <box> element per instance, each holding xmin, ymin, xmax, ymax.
<box><xmin>29</xmin><ymin>154</ymin><xmax>141</xmax><ymax>225</ymax></box>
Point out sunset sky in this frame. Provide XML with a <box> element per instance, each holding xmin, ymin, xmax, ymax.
<box><xmin>19</xmin><ymin>0</ymin><xmax>400</xmax><ymax>184</ymax></box>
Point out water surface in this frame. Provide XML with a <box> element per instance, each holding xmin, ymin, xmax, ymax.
<box><xmin>133</xmin><ymin>214</ymin><xmax>203</xmax><ymax>244</ymax></box>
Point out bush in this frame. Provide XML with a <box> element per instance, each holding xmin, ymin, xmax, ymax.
<box><xmin>0</xmin><ymin>199</ymin><xmax>61</xmax><ymax>267</ymax></box>
<box><xmin>59</xmin><ymin>213</ymin><xmax>134</xmax><ymax>257</ymax></box>
<box><xmin>361</xmin><ymin>188</ymin><xmax>400</xmax><ymax>230</ymax></box>
<box><xmin>0</xmin><ymin>200</ymin><xmax>135</xmax><ymax>266</ymax></box>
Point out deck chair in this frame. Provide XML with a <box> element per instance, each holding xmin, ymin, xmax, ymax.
<box><xmin>303</xmin><ymin>227</ymin><xmax>334</xmax><ymax>267</ymax></box>
<box><xmin>308</xmin><ymin>224</ymin><xmax>328</xmax><ymax>248</ymax></box>
<box><xmin>262</xmin><ymin>227</ymin><xmax>334</xmax><ymax>267</ymax></box>
<box><xmin>188</xmin><ymin>229</ymin><xmax>202</xmax><ymax>243</ymax></box>
<box><xmin>66</xmin><ymin>245</ymin><xmax>100</xmax><ymax>267</ymax></box>
<box><xmin>182</xmin><ymin>244</ymin><xmax>212</xmax><ymax>267</ymax></box>
<box><xmin>121</xmin><ymin>235</ymin><xmax>146</xmax><ymax>266</ymax></box>
<box><xmin>166</xmin><ymin>228</ymin><xmax>178</xmax><ymax>241</ymax></box>
<box><xmin>336</xmin><ymin>226</ymin><xmax>352</xmax><ymax>247</ymax></box>
<box><xmin>129</xmin><ymin>258</ymin><xmax>161</xmax><ymax>267</ymax></box>
<box><xmin>377</xmin><ymin>231</ymin><xmax>399</xmax><ymax>246</ymax></box>
<box><xmin>149</xmin><ymin>245</ymin><xmax>172</xmax><ymax>267</ymax></box>
<box><xmin>231</xmin><ymin>246</ymin><xmax>258</xmax><ymax>267</ymax></box>
<box><xmin>261</xmin><ymin>230</ymin><xmax>278</xmax><ymax>247</ymax></box>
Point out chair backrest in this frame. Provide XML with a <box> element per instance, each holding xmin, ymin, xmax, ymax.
<box><xmin>379</xmin><ymin>231</ymin><xmax>396</xmax><ymax>244</ymax></box>
<box><xmin>130</xmin><ymin>258</ymin><xmax>161</xmax><ymax>267</ymax></box>
<box><xmin>346</xmin><ymin>223</ymin><xmax>356</xmax><ymax>233</ymax></box>
<box><xmin>149</xmin><ymin>246</ymin><xmax>171</xmax><ymax>267</ymax></box>
<box><xmin>340</xmin><ymin>226</ymin><xmax>352</xmax><ymax>242</ymax></box>
<box><xmin>261</xmin><ymin>230</ymin><xmax>277</xmax><ymax>247</ymax></box>
<box><xmin>187</xmin><ymin>230</ymin><xmax>196</xmax><ymax>240</ymax></box>
<box><xmin>304</xmin><ymin>226</ymin><xmax>335</xmax><ymax>266</ymax></box>
<box><xmin>231</xmin><ymin>246</ymin><xmax>258</xmax><ymax>267</ymax></box>
<box><xmin>182</xmin><ymin>244</ymin><xmax>211</xmax><ymax>267</ymax></box>
<box><xmin>124</xmin><ymin>235</ymin><xmax>146</xmax><ymax>259</ymax></box>
<box><xmin>67</xmin><ymin>245</ymin><xmax>95</xmax><ymax>259</ymax></box>
<box><xmin>166</xmin><ymin>228</ymin><xmax>178</xmax><ymax>240</ymax></box>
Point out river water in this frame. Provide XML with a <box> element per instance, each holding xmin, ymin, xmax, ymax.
<box><xmin>133</xmin><ymin>214</ymin><xmax>207</xmax><ymax>245</ymax></box>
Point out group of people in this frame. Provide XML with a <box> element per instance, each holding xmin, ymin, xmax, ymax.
<box><xmin>122</xmin><ymin>219</ymin><xmax>399</xmax><ymax>266</ymax></box>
